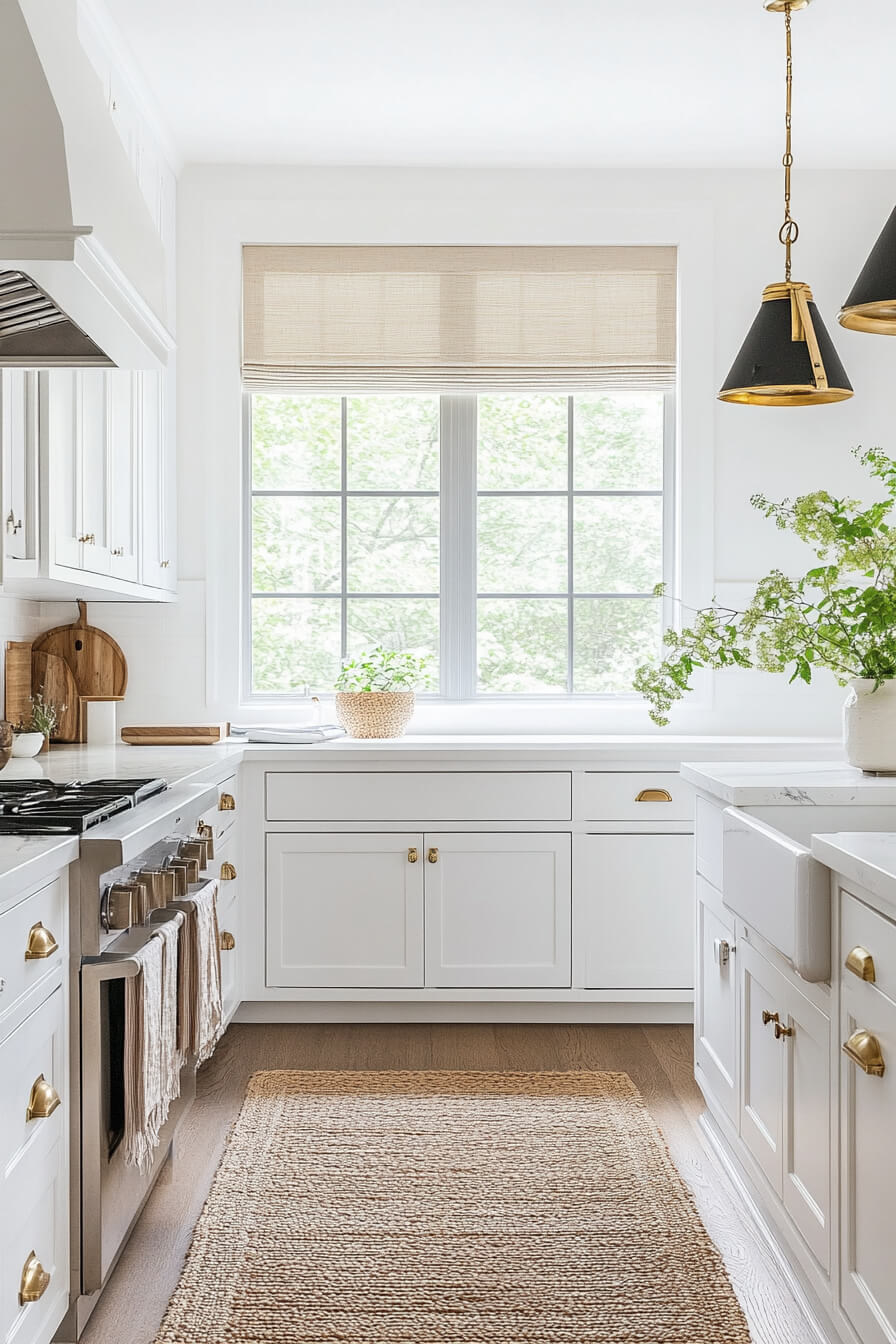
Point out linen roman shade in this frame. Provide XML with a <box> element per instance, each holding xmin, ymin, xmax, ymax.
<box><xmin>241</xmin><ymin>245</ymin><xmax>677</xmax><ymax>392</ymax></box>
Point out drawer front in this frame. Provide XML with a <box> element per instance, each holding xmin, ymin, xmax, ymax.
<box><xmin>0</xmin><ymin>878</ymin><xmax>66</xmax><ymax>1037</ymax></box>
<box><xmin>0</xmin><ymin>988</ymin><xmax>65</xmax><ymax>1188</ymax></box>
<box><xmin>695</xmin><ymin>797</ymin><xmax>724</xmax><ymax>890</ymax></box>
<box><xmin>266</xmin><ymin>771</ymin><xmax>572</xmax><ymax>822</ymax></box>
<box><xmin>841</xmin><ymin>888</ymin><xmax>896</xmax><ymax>1006</ymax></box>
<box><xmin>581</xmin><ymin>772</ymin><xmax>694</xmax><ymax>823</ymax></box>
<box><xmin>0</xmin><ymin>1131</ymin><xmax>68</xmax><ymax>1344</ymax></box>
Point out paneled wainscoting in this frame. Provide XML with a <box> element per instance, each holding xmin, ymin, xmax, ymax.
<box><xmin>81</xmin><ymin>1024</ymin><xmax>818</xmax><ymax>1344</ymax></box>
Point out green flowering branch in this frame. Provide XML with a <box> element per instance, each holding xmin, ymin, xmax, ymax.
<box><xmin>633</xmin><ymin>447</ymin><xmax>896</xmax><ymax>725</ymax></box>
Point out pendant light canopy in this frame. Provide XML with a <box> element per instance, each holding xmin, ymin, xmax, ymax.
<box><xmin>839</xmin><ymin>207</ymin><xmax>896</xmax><ymax>334</ymax></box>
<box><xmin>718</xmin><ymin>0</ymin><xmax>853</xmax><ymax>406</ymax></box>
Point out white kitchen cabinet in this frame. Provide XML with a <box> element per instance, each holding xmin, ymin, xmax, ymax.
<box><xmin>107</xmin><ymin>373</ymin><xmax>139</xmax><ymax>583</ymax></box>
<box><xmin>139</xmin><ymin>370</ymin><xmax>176</xmax><ymax>592</ymax></box>
<box><xmin>424</xmin><ymin>833</ymin><xmax>571</xmax><ymax>988</ymax></box>
<box><xmin>266</xmin><ymin>833</ymin><xmax>425</xmax><ymax>988</ymax></box>
<box><xmin>577</xmin><ymin>834</ymin><xmax>693</xmax><ymax>989</ymax></box>
<box><xmin>695</xmin><ymin>874</ymin><xmax>738</xmax><ymax>1124</ymax></box>
<box><xmin>739</xmin><ymin>938</ymin><xmax>831</xmax><ymax>1272</ymax></box>
<box><xmin>840</xmin><ymin>974</ymin><xmax>896</xmax><ymax>1344</ymax></box>
<box><xmin>0</xmin><ymin>371</ymin><xmax>39</xmax><ymax>576</ymax></box>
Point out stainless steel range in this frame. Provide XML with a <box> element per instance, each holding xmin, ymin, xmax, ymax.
<box><xmin>26</xmin><ymin>776</ymin><xmax>226</xmax><ymax>1342</ymax></box>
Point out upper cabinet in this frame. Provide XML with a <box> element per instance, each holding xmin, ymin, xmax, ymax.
<box><xmin>0</xmin><ymin>368</ymin><xmax>176</xmax><ymax>602</ymax></box>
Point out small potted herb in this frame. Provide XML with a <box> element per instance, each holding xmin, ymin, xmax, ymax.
<box><xmin>334</xmin><ymin>647</ymin><xmax>430</xmax><ymax>738</ymax></box>
<box><xmin>13</xmin><ymin>694</ymin><xmax>63</xmax><ymax>756</ymax></box>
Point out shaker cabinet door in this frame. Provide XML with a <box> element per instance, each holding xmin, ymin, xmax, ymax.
<box><xmin>265</xmin><ymin>833</ymin><xmax>424</xmax><ymax>988</ymax></box>
<box><xmin>695</xmin><ymin>874</ymin><xmax>738</xmax><ymax>1124</ymax></box>
<box><xmin>739</xmin><ymin>939</ymin><xmax>785</xmax><ymax>1195</ymax></box>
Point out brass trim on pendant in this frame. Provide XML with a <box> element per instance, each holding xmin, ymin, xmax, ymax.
<box><xmin>719</xmin><ymin>385</ymin><xmax>854</xmax><ymax>407</ymax></box>
<box><xmin>839</xmin><ymin>300</ymin><xmax>896</xmax><ymax>334</ymax></box>
<box><xmin>764</xmin><ymin>0</ymin><xmax>811</xmax><ymax>10</ymax></box>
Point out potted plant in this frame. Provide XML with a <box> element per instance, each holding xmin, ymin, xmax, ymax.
<box><xmin>13</xmin><ymin>694</ymin><xmax>63</xmax><ymax>756</ymax></box>
<box><xmin>334</xmin><ymin>647</ymin><xmax>430</xmax><ymax>739</ymax></box>
<box><xmin>633</xmin><ymin>447</ymin><xmax>896</xmax><ymax>772</ymax></box>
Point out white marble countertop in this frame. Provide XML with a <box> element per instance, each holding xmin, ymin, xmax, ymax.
<box><xmin>812</xmin><ymin>832</ymin><xmax>896</xmax><ymax>920</ymax></box>
<box><xmin>0</xmin><ymin>833</ymin><xmax>79</xmax><ymax>910</ymax></box>
<box><xmin>0</xmin><ymin>742</ymin><xmax>244</xmax><ymax>788</ymax></box>
<box><xmin>680</xmin><ymin>760</ymin><xmax>896</xmax><ymax>806</ymax></box>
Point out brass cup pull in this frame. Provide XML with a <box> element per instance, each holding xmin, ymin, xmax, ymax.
<box><xmin>774</xmin><ymin>1021</ymin><xmax>794</xmax><ymax>1040</ymax></box>
<box><xmin>427</xmin><ymin>847</ymin><xmax>439</xmax><ymax>864</ymax></box>
<box><xmin>407</xmin><ymin>847</ymin><xmax>419</xmax><ymax>864</ymax></box>
<box><xmin>635</xmin><ymin>788</ymin><xmax>673</xmax><ymax>803</ymax></box>
<box><xmin>845</xmin><ymin>945</ymin><xmax>876</xmax><ymax>983</ymax></box>
<box><xmin>218</xmin><ymin>792</ymin><xmax>236</xmax><ymax>811</ymax></box>
<box><xmin>26</xmin><ymin>1075</ymin><xmax>61</xmax><ymax>1122</ymax></box>
<box><xmin>19</xmin><ymin>1251</ymin><xmax>50</xmax><ymax>1304</ymax></box>
<box><xmin>25</xmin><ymin>922</ymin><xmax>59</xmax><ymax>960</ymax></box>
<box><xmin>843</xmin><ymin>1028</ymin><xmax>886</xmax><ymax>1077</ymax></box>
<box><xmin>761</xmin><ymin>1009</ymin><xmax>780</xmax><ymax>1027</ymax></box>
<box><xmin>219</xmin><ymin>930</ymin><xmax>236</xmax><ymax>951</ymax></box>
<box><xmin>220</xmin><ymin>861</ymin><xmax>237</xmax><ymax>881</ymax></box>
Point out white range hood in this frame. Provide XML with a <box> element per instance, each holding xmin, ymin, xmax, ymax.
<box><xmin>0</xmin><ymin>0</ymin><xmax>173</xmax><ymax>368</ymax></box>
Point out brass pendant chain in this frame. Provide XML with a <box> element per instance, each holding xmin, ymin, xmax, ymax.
<box><xmin>779</xmin><ymin>3</ymin><xmax>798</xmax><ymax>282</ymax></box>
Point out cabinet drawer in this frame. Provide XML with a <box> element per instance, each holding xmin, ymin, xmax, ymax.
<box><xmin>841</xmin><ymin>888</ymin><xmax>896</xmax><ymax>1006</ymax></box>
<box><xmin>580</xmin><ymin>772</ymin><xmax>693</xmax><ymax>822</ymax></box>
<box><xmin>265</xmin><ymin>772</ymin><xmax>572</xmax><ymax>822</ymax></box>
<box><xmin>0</xmin><ymin>988</ymin><xmax>65</xmax><ymax>1188</ymax></box>
<box><xmin>0</xmin><ymin>878</ymin><xmax>66</xmax><ymax>1037</ymax></box>
<box><xmin>0</xmin><ymin>1130</ymin><xmax>68</xmax><ymax>1344</ymax></box>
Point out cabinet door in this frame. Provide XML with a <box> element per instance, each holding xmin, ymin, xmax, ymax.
<box><xmin>1</xmin><ymin>370</ymin><xmax>38</xmax><ymax>567</ymax></box>
<box><xmin>840</xmin><ymin>978</ymin><xmax>896</xmax><ymax>1344</ymax></box>
<box><xmin>695</xmin><ymin>874</ymin><xmax>738</xmax><ymax>1124</ymax></box>
<box><xmin>265</xmin><ymin>833</ymin><xmax>424</xmax><ymax>988</ymax></box>
<box><xmin>779</xmin><ymin>975</ymin><xmax>830</xmax><ymax>1273</ymax></box>
<box><xmin>424</xmin><ymin>833</ymin><xmax>571</xmax><ymax>988</ymax></box>
<box><xmin>107</xmin><ymin>371</ymin><xmax>139</xmax><ymax>582</ymax></box>
<box><xmin>739</xmin><ymin>939</ymin><xmax>784</xmax><ymax>1194</ymax></box>
<box><xmin>578</xmin><ymin>834</ymin><xmax>693</xmax><ymax>989</ymax></box>
<box><xmin>76</xmin><ymin>371</ymin><xmax>112</xmax><ymax>575</ymax></box>
<box><xmin>45</xmin><ymin>370</ymin><xmax>82</xmax><ymax>570</ymax></box>
<box><xmin>139</xmin><ymin>370</ymin><xmax>176</xmax><ymax>591</ymax></box>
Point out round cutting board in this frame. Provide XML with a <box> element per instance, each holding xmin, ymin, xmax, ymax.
<box><xmin>32</xmin><ymin>601</ymin><xmax>128</xmax><ymax>699</ymax></box>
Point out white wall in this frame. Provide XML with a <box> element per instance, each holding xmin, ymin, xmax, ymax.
<box><xmin>102</xmin><ymin>163</ymin><xmax>896</xmax><ymax>738</ymax></box>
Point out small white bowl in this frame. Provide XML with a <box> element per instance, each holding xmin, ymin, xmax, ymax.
<box><xmin>11</xmin><ymin>732</ymin><xmax>46</xmax><ymax>758</ymax></box>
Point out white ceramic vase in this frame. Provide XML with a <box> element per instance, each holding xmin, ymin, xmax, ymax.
<box><xmin>11</xmin><ymin>731</ymin><xmax>47</xmax><ymax>758</ymax></box>
<box><xmin>842</xmin><ymin>678</ymin><xmax>896</xmax><ymax>773</ymax></box>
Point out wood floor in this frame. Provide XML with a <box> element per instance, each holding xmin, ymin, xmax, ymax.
<box><xmin>81</xmin><ymin>1023</ymin><xmax>822</xmax><ymax>1344</ymax></box>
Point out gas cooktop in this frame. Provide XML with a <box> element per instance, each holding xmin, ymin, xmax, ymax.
<box><xmin>0</xmin><ymin>778</ymin><xmax>168</xmax><ymax>834</ymax></box>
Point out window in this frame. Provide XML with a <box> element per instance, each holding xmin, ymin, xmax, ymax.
<box><xmin>247</xmin><ymin>390</ymin><xmax>671</xmax><ymax>697</ymax></box>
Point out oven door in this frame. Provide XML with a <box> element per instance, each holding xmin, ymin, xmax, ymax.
<box><xmin>79</xmin><ymin>915</ymin><xmax>196</xmax><ymax>1294</ymax></box>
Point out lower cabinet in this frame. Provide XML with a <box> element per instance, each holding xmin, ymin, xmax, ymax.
<box><xmin>578</xmin><ymin>833</ymin><xmax>693</xmax><ymax>988</ymax></box>
<box><xmin>739</xmin><ymin>939</ymin><xmax>831</xmax><ymax>1273</ymax></box>
<box><xmin>695</xmin><ymin>875</ymin><xmax>738</xmax><ymax>1124</ymax></box>
<box><xmin>265</xmin><ymin>831</ymin><xmax>571</xmax><ymax>990</ymax></box>
<box><xmin>839</xmin><ymin>975</ymin><xmax>896</xmax><ymax>1344</ymax></box>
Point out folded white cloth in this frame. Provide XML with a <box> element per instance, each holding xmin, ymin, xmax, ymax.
<box><xmin>178</xmin><ymin>880</ymin><xmax>223</xmax><ymax>1066</ymax></box>
<box><xmin>123</xmin><ymin>911</ymin><xmax>184</xmax><ymax>1171</ymax></box>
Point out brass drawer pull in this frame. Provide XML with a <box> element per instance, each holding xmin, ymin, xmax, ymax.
<box><xmin>19</xmin><ymin>1251</ymin><xmax>50</xmax><ymax>1304</ymax></box>
<box><xmin>774</xmin><ymin>1021</ymin><xmax>794</xmax><ymax>1040</ymax></box>
<box><xmin>845</xmin><ymin>945</ymin><xmax>876</xmax><ymax>983</ymax></box>
<box><xmin>220</xmin><ymin>861</ymin><xmax>237</xmax><ymax>881</ymax></box>
<box><xmin>427</xmin><ymin>847</ymin><xmax>439</xmax><ymax>864</ymax></box>
<box><xmin>635</xmin><ymin>788</ymin><xmax>673</xmax><ymax>803</ymax></box>
<box><xmin>219</xmin><ymin>930</ymin><xmax>236</xmax><ymax>951</ymax></box>
<box><xmin>407</xmin><ymin>847</ymin><xmax>418</xmax><ymax>864</ymax></box>
<box><xmin>843</xmin><ymin>1028</ymin><xmax>886</xmax><ymax>1077</ymax></box>
<box><xmin>78</xmin><ymin>532</ymin><xmax>96</xmax><ymax>545</ymax></box>
<box><xmin>218</xmin><ymin>792</ymin><xmax>235</xmax><ymax>811</ymax></box>
<box><xmin>761</xmin><ymin>1009</ymin><xmax>780</xmax><ymax>1027</ymax></box>
<box><xmin>26</xmin><ymin>1075</ymin><xmax>61</xmax><ymax>1122</ymax></box>
<box><xmin>25</xmin><ymin>922</ymin><xmax>59</xmax><ymax>960</ymax></box>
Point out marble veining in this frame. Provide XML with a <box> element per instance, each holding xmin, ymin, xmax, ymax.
<box><xmin>681</xmin><ymin>760</ymin><xmax>896</xmax><ymax>806</ymax></box>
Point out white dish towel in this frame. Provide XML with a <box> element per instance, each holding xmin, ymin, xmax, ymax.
<box><xmin>178</xmin><ymin>879</ymin><xmax>223</xmax><ymax>1066</ymax></box>
<box><xmin>123</xmin><ymin>910</ymin><xmax>184</xmax><ymax>1171</ymax></box>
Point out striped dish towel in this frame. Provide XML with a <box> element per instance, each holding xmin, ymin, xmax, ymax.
<box><xmin>177</xmin><ymin>880</ymin><xmax>223</xmax><ymax>1066</ymax></box>
<box><xmin>123</xmin><ymin>910</ymin><xmax>185</xmax><ymax>1171</ymax></box>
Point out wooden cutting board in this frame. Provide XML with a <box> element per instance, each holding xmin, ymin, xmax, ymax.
<box><xmin>121</xmin><ymin>723</ymin><xmax>230</xmax><ymax>747</ymax></box>
<box><xmin>31</xmin><ymin>650</ymin><xmax>81</xmax><ymax>742</ymax></box>
<box><xmin>33</xmin><ymin>600</ymin><xmax>127</xmax><ymax>699</ymax></box>
<box><xmin>5</xmin><ymin>641</ymin><xmax>33</xmax><ymax>726</ymax></box>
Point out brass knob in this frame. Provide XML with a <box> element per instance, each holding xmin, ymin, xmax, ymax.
<box><xmin>219</xmin><ymin>930</ymin><xmax>236</xmax><ymax>951</ymax></box>
<box><xmin>26</xmin><ymin>1075</ymin><xmax>61</xmax><ymax>1122</ymax></box>
<box><xmin>78</xmin><ymin>532</ymin><xmax>96</xmax><ymax>545</ymax></box>
<box><xmin>774</xmin><ymin>1021</ymin><xmax>794</xmax><ymax>1040</ymax></box>
<box><xmin>407</xmin><ymin>847</ymin><xmax>419</xmax><ymax>864</ymax></box>
<box><xmin>218</xmin><ymin>792</ymin><xmax>235</xmax><ymax>811</ymax></box>
<box><xmin>427</xmin><ymin>847</ymin><xmax>439</xmax><ymax>864</ymax></box>
<box><xmin>25</xmin><ymin>922</ymin><xmax>59</xmax><ymax>960</ymax></box>
<box><xmin>19</xmin><ymin>1251</ymin><xmax>50</xmax><ymax>1304</ymax></box>
<box><xmin>111</xmin><ymin>546</ymin><xmax>124</xmax><ymax>557</ymax></box>
<box><xmin>843</xmin><ymin>1028</ymin><xmax>886</xmax><ymax>1077</ymax></box>
<box><xmin>761</xmin><ymin>1009</ymin><xmax>780</xmax><ymax>1027</ymax></box>
<box><xmin>160</xmin><ymin>559</ymin><xmax>170</xmax><ymax>568</ymax></box>
<box><xmin>220</xmin><ymin>861</ymin><xmax>237</xmax><ymax>881</ymax></box>
<box><xmin>635</xmin><ymin>788</ymin><xmax>673</xmax><ymax>803</ymax></box>
<box><xmin>845</xmin><ymin>945</ymin><xmax>876</xmax><ymax>983</ymax></box>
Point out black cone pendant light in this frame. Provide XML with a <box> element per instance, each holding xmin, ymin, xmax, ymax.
<box><xmin>839</xmin><ymin>207</ymin><xmax>896</xmax><ymax>334</ymax></box>
<box><xmin>719</xmin><ymin>1</ymin><xmax>853</xmax><ymax>406</ymax></box>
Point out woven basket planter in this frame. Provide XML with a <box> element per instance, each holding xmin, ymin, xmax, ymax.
<box><xmin>335</xmin><ymin>691</ymin><xmax>415</xmax><ymax>739</ymax></box>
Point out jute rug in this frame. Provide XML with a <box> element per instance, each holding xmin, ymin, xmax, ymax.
<box><xmin>155</xmin><ymin>1070</ymin><xmax>751</xmax><ymax>1343</ymax></box>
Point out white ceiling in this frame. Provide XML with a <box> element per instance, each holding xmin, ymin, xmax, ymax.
<box><xmin>102</xmin><ymin>0</ymin><xmax>896</xmax><ymax>168</ymax></box>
